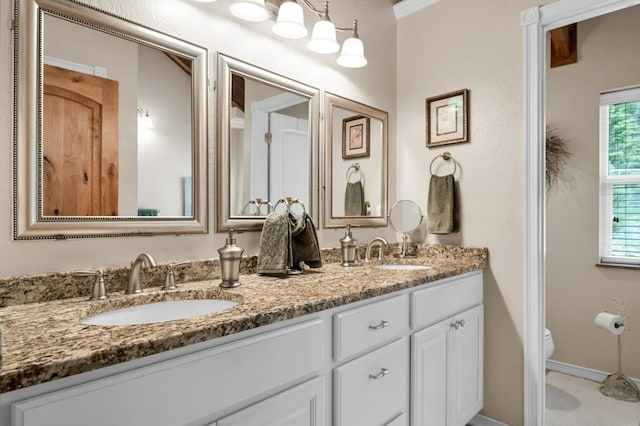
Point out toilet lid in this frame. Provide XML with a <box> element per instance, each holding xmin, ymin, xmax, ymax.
<box><xmin>544</xmin><ymin>328</ymin><xmax>551</xmax><ymax>337</ymax></box>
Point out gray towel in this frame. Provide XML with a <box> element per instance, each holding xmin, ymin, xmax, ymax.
<box><xmin>257</xmin><ymin>212</ymin><xmax>292</xmax><ymax>274</ymax></box>
<box><xmin>345</xmin><ymin>181</ymin><xmax>365</xmax><ymax>216</ymax></box>
<box><xmin>290</xmin><ymin>213</ymin><xmax>322</xmax><ymax>270</ymax></box>
<box><xmin>427</xmin><ymin>174</ymin><xmax>457</xmax><ymax>234</ymax></box>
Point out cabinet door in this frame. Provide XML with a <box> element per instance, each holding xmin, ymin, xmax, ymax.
<box><xmin>451</xmin><ymin>305</ymin><xmax>483</xmax><ymax>426</ymax></box>
<box><xmin>411</xmin><ymin>319</ymin><xmax>451</xmax><ymax>426</ymax></box>
<box><xmin>216</xmin><ymin>377</ymin><xmax>325</xmax><ymax>426</ymax></box>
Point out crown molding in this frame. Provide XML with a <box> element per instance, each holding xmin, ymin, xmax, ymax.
<box><xmin>393</xmin><ymin>0</ymin><xmax>441</xmax><ymax>20</ymax></box>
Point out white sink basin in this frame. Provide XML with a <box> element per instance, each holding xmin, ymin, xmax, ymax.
<box><xmin>374</xmin><ymin>264</ymin><xmax>431</xmax><ymax>271</ymax></box>
<box><xmin>81</xmin><ymin>299</ymin><xmax>238</xmax><ymax>326</ymax></box>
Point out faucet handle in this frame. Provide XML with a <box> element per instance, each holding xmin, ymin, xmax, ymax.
<box><xmin>162</xmin><ymin>261</ymin><xmax>191</xmax><ymax>290</ymax></box>
<box><xmin>72</xmin><ymin>269</ymin><xmax>107</xmax><ymax>301</ymax></box>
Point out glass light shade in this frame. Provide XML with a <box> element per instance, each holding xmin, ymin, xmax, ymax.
<box><xmin>272</xmin><ymin>2</ymin><xmax>308</xmax><ymax>39</ymax></box>
<box><xmin>336</xmin><ymin>37</ymin><xmax>367</xmax><ymax>68</ymax></box>
<box><xmin>192</xmin><ymin>0</ymin><xmax>217</xmax><ymax>2</ymax></box>
<box><xmin>306</xmin><ymin>20</ymin><xmax>339</xmax><ymax>54</ymax></box>
<box><xmin>229</xmin><ymin>0</ymin><xmax>270</xmax><ymax>22</ymax></box>
<box><xmin>139</xmin><ymin>113</ymin><xmax>153</xmax><ymax>129</ymax></box>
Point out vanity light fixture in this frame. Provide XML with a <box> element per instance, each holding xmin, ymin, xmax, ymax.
<box><xmin>231</xmin><ymin>0</ymin><xmax>367</xmax><ymax>68</ymax></box>
<box><xmin>137</xmin><ymin>107</ymin><xmax>154</xmax><ymax>129</ymax></box>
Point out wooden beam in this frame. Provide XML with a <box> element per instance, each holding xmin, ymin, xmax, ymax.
<box><xmin>550</xmin><ymin>23</ymin><xmax>577</xmax><ymax>68</ymax></box>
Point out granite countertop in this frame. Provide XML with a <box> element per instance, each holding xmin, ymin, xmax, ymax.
<box><xmin>0</xmin><ymin>247</ymin><xmax>487</xmax><ymax>394</ymax></box>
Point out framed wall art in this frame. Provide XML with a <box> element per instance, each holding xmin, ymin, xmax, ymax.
<box><xmin>426</xmin><ymin>89</ymin><xmax>469</xmax><ymax>147</ymax></box>
<box><xmin>342</xmin><ymin>115</ymin><xmax>370</xmax><ymax>159</ymax></box>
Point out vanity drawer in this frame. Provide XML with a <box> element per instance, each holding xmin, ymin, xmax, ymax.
<box><xmin>12</xmin><ymin>320</ymin><xmax>324</xmax><ymax>426</ymax></box>
<box><xmin>411</xmin><ymin>271</ymin><xmax>482</xmax><ymax>330</ymax></box>
<box><xmin>333</xmin><ymin>338</ymin><xmax>409</xmax><ymax>426</ymax></box>
<box><xmin>333</xmin><ymin>294</ymin><xmax>409</xmax><ymax>361</ymax></box>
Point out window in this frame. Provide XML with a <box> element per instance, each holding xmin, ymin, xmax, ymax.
<box><xmin>600</xmin><ymin>88</ymin><xmax>640</xmax><ymax>265</ymax></box>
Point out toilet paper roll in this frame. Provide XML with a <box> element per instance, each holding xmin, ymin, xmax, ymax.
<box><xmin>594</xmin><ymin>312</ymin><xmax>625</xmax><ymax>335</ymax></box>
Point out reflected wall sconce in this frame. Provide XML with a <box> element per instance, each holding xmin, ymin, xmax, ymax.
<box><xmin>229</xmin><ymin>0</ymin><xmax>367</xmax><ymax>68</ymax></box>
<box><xmin>137</xmin><ymin>107</ymin><xmax>154</xmax><ymax>128</ymax></box>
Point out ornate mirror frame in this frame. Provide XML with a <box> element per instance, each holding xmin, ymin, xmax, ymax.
<box><xmin>323</xmin><ymin>92</ymin><xmax>388</xmax><ymax>228</ymax></box>
<box><xmin>13</xmin><ymin>0</ymin><xmax>208</xmax><ymax>239</ymax></box>
<box><xmin>216</xmin><ymin>53</ymin><xmax>320</xmax><ymax>231</ymax></box>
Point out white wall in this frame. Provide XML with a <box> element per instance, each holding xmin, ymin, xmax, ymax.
<box><xmin>395</xmin><ymin>0</ymin><xmax>551</xmax><ymax>423</ymax></box>
<box><xmin>0</xmin><ymin>0</ymin><xmax>396</xmax><ymax>276</ymax></box>
<box><xmin>546</xmin><ymin>5</ymin><xmax>640</xmax><ymax>379</ymax></box>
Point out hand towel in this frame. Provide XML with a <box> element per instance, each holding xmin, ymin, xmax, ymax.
<box><xmin>427</xmin><ymin>174</ymin><xmax>457</xmax><ymax>234</ymax></box>
<box><xmin>290</xmin><ymin>213</ymin><xmax>322</xmax><ymax>270</ymax></box>
<box><xmin>345</xmin><ymin>181</ymin><xmax>365</xmax><ymax>216</ymax></box>
<box><xmin>257</xmin><ymin>212</ymin><xmax>292</xmax><ymax>274</ymax></box>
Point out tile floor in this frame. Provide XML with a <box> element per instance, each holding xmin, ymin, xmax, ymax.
<box><xmin>546</xmin><ymin>371</ymin><xmax>640</xmax><ymax>426</ymax></box>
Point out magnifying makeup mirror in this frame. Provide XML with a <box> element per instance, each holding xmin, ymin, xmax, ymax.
<box><xmin>389</xmin><ymin>200</ymin><xmax>423</xmax><ymax>258</ymax></box>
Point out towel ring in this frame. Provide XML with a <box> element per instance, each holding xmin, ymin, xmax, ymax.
<box><xmin>274</xmin><ymin>197</ymin><xmax>307</xmax><ymax>216</ymax></box>
<box><xmin>429</xmin><ymin>152</ymin><xmax>457</xmax><ymax>176</ymax></box>
<box><xmin>346</xmin><ymin>163</ymin><xmax>365</xmax><ymax>184</ymax></box>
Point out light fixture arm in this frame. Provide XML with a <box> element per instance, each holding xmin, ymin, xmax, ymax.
<box><xmin>298</xmin><ymin>0</ymin><xmax>326</xmax><ymax>18</ymax></box>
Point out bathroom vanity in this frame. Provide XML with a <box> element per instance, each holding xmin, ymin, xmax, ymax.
<box><xmin>0</xmin><ymin>251</ymin><xmax>485</xmax><ymax>426</ymax></box>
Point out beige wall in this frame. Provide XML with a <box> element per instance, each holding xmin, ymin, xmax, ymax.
<box><xmin>396</xmin><ymin>0</ymin><xmax>551</xmax><ymax>424</ymax></box>
<box><xmin>0</xmin><ymin>0</ymin><xmax>397</xmax><ymax>276</ymax></box>
<box><xmin>546</xmin><ymin>5</ymin><xmax>640</xmax><ymax>378</ymax></box>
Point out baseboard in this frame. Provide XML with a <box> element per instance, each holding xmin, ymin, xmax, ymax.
<box><xmin>468</xmin><ymin>414</ymin><xmax>510</xmax><ymax>426</ymax></box>
<box><xmin>546</xmin><ymin>359</ymin><xmax>640</xmax><ymax>387</ymax></box>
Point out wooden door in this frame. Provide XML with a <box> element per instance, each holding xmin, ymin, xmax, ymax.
<box><xmin>43</xmin><ymin>64</ymin><xmax>119</xmax><ymax>216</ymax></box>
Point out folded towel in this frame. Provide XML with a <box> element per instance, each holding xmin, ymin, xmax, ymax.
<box><xmin>257</xmin><ymin>212</ymin><xmax>292</xmax><ymax>274</ymax></box>
<box><xmin>427</xmin><ymin>174</ymin><xmax>457</xmax><ymax>234</ymax></box>
<box><xmin>137</xmin><ymin>208</ymin><xmax>159</xmax><ymax>216</ymax></box>
<box><xmin>290</xmin><ymin>213</ymin><xmax>322</xmax><ymax>270</ymax></box>
<box><xmin>345</xmin><ymin>181</ymin><xmax>365</xmax><ymax>216</ymax></box>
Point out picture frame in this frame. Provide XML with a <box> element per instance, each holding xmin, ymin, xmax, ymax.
<box><xmin>342</xmin><ymin>115</ymin><xmax>370</xmax><ymax>159</ymax></box>
<box><xmin>426</xmin><ymin>88</ymin><xmax>469</xmax><ymax>147</ymax></box>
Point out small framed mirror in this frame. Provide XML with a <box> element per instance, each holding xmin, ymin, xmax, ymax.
<box><xmin>324</xmin><ymin>93</ymin><xmax>388</xmax><ymax>228</ymax></box>
<box><xmin>216</xmin><ymin>54</ymin><xmax>320</xmax><ymax>231</ymax></box>
<box><xmin>13</xmin><ymin>0</ymin><xmax>208</xmax><ymax>239</ymax></box>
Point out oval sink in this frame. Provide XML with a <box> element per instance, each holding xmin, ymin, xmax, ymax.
<box><xmin>81</xmin><ymin>299</ymin><xmax>238</xmax><ymax>326</ymax></box>
<box><xmin>374</xmin><ymin>264</ymin><xmax>431</xmax><ymax>271</ymax></box>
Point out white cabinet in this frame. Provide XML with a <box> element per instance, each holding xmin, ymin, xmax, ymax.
<box><xmin>11</xmin><ymin>320</ymin><xmax>324</xmax><ymax>426</ymax></box>
<box><xmin>214</xmin><ymin>377</ymin><xmax>325</xmax><ymax>426</ymax></box>
<box><xmin>334</xmin><ymin>338</ymin><xmax>409</xmax><ymax>426</ymax></box>
<box><xmin>3</xmin><ymin>270</ymin><xmax>483</xmax><ymax>426</ymax></box>
<box><xmin>411</xmin><ymin>305</ymin><xmax>483</xmax><ymax>426</ymax></box>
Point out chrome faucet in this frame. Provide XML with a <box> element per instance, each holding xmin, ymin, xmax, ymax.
<box><xmin>365</xmin><ymin>237</ymin><xmax>389</xmax><ymax>262</ymax></box>
<box><xmin>127</xmin><ymin>253</ymin><xmax>157</xmax><ymax>294</ymax></box>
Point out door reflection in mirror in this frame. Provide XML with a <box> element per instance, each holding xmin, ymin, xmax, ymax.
<box><xmin>229</xmin><ymin>74</ymin><xmax>310</xmax><ymax>217</ymax></box>
<box><xmin>42</xmin><ymin>13</ymin><xmax>192</xmax><ymax>217</ymax></box>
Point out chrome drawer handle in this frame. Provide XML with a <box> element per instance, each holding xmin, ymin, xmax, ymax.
<box><xmin>450</xmin><ymin>319</ymin><xmax>466</xmax><ymax>330</ymax></box>
<box><xmin>369</xmin><ymin>320</ymin><xmax>390</xmax><ymax>330</ymax></box>
<box><xmin>369</xmin><ymin>368</ymin><xmax>390</xmax><ymax>380</ymax></box>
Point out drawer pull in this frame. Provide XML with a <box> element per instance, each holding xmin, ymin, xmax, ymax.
<box><xmin>369</xmin><ymin>320</ymin><xmax>390</xmax><ymax>330</ymax></box>
<box><xmin>450</xmin><ymin>319</ymin><xmax>466</xmax><ymax>330</ymax></box>
<box><xmin>369</xmin><ymin>368</ymin><xmax>390</xmax><ymax>380</ymax></box>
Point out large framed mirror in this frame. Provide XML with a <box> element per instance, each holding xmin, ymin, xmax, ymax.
<box><xmin>324</xmin><ymin>92</ymin><xmax>388</xmax><ymax>228</ymax></box>
<box><xmin>13</xmin><ymin>0</ymin><xmax>208</xmax><ymax>239</ymax></box>
<box><xmin>216</xmin><ymin>54</ymin><xmax>319</xmax><ymax>231</ymax></box>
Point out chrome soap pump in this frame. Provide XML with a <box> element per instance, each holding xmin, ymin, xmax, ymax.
<box><xmin>340</xmin><ymin>224</ymin><xmax>358</xmax><ymax>267</ymax></box>
<box><xmin>218</xmin><ymin>229</ymin><xmax>244</xmax><ymax>288</ymax></box>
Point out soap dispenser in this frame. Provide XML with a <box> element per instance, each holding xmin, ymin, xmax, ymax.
<box><xmin>218</xmin><ymin>229</ymin><xmax>244</xmax><ymax>288</ymax></box>
<box><xmin>340</xmin><ymin>224</ymin><xmax>358</xmax><ymax>267</ymax></box>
